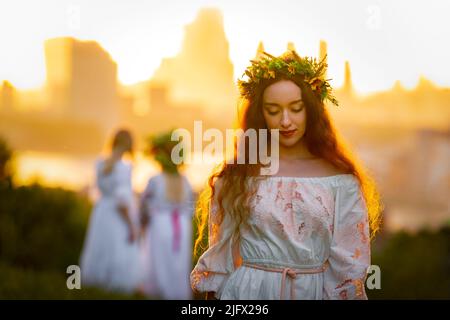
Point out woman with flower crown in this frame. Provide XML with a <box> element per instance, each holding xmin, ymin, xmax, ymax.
<box><xmin>190</xmin><ymin>50</ymin><xmax>383</xmax><ymax>300</ymax></box>
<box><xmin>139</xmin><ymin>130</ymin><xmax>195</xmax><ymax>299</ymax></box>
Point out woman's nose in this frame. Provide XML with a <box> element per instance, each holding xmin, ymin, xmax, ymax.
<box><xmin>280</xmin><ymin>109</ymin><xmax>292</xmax><ymax>128</ymax></box>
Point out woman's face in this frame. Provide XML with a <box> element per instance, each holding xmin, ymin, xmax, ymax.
<box><xmin>262</xmin><ymin>80</ymin><xmax>307</xmax><ymax>149</ymax></box>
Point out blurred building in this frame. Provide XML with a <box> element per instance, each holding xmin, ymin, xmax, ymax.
<box><xmin>152</xmin><ymin>8</ymin><xmax>237</xmax><ymax>118</ymax></box>
<box><xmin>0</xmin><ymin>81</ymin><xmax>15</xmax><ymax>113</ymax></box>
<box><xmin>44</xmin><ymin>37</ymin><xmax>119</xmax><ymax>132</ymax></box>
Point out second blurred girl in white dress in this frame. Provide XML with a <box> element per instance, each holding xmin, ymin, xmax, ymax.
<box><xmin>139</xmin><ymin>131</ymin><xmax>195</xmax><ymax>299</ymax></box>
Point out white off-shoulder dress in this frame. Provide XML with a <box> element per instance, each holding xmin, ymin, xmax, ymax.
<box><xmin>191</xmin><ymin>174</ymin><xmax>370</xmax><ymax>300</ymax></box>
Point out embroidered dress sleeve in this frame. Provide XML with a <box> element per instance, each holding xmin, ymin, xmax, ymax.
<box><xmin>190</xmin><ymin>185</ymin><xmax>238</xmax><ymax>298</ymax></box>
<box><xmin>323</xmin><ymin>177</ymin><xmax>371</xmax><ymax>300</ymax></box>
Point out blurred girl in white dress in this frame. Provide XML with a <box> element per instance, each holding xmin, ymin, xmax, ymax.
<box><xmin>139</xmin><ymin>131</ymin><xmax>195</xmax><ymax>299</ymax></box>
<box><xmin>191</xmin><ymin>50</ymin><xmax>383</xmax><ymax>300</ymax></box>
<box><xmin>80</xmin><ymin>129</ymin><xmax>141</xmax><ymax>294</ymax></box>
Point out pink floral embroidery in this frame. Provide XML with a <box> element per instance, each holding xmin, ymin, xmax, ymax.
<box><xmin>339</xmin><ymin>289</ymin><xmax>348</xmax><ymax>300</ymax></box>
<box><xmin>191</xmin><ymin>271</ymin><xmax>200</xmax><ymax>288</ymax></box>
<box><xmin>322</xmin><ymin>205</ymin><xmax>330</xmax><ymax>217</ymax></box>
<box><xmin>353</xmin><ymin>279</ymin><xmax>364</xmax><ymax>297</ymax></box>
<box><xmin>273</xmin><ymin>219</ymin><xmax>287</xmax><ymax>239</ymax></box>
<box><xmin>294</xmin><ymin>191</ymin><xmax>304</xmax><ymax>202</ymax></box>
<box><xmin>298</xmin><ymin>222</ymin><xmax>305</xmax><ymax>235</ymax></box>
<box><xmin>275</xmin><ymin>190</ymin><xmax>284</xmax><ymax>202</ymax></box>
<box><xmin>357</xmin><ymin>222</ymin><xmax>368</xmax><ymax>243</ymax></box>
<box><xmin>289</xmin><ymin>180</ymin><xmax>298</xmax><ymax>189</ymax></box>
<box><xmin>315</xmin><ymin>196</ymin><xmax>323</xmax><ymax>205</ymax></box>
<box><xmin>353</xmin><ymin>248</ymin><xmax>361</xmax><ymax>259</ymax></box>
<box><xmin>284</xmin><ymin>202</ymin><xmax>293</xmax><ymax>211</ymax></box>
<box><xmin>335</xmin><ymin>279</ymin><xmax>352</xmax><ymax>289</ymax></box>
<box><xmin>191</xmin><ymin>269</ymin><xmax>208</xmax><ymax>290</ymax></box>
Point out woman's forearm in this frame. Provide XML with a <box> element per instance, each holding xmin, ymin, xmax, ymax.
<box><xmin>118</xmin><ymin>204</ymin><xmax>133</xmax><ymax>228</ymax></box>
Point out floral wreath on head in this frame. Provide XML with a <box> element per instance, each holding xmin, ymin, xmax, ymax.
<box><xmin>146</xmin><ymin>130</ymin><xmax>182</xmax><ymax>173</ymax></box>
<box><xmin>237</xmin><ymin>50</ymin><xmax>339</xmax><ymax>106</ymax></box>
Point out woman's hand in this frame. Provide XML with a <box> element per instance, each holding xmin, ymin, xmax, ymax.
<box><xmin>128</xmin><ymin>226</ymin><xmax>138</xmax><ymax>243</ymax></box>
<box><xmin>205</xmin><ymin>291</ymin><xmax>217</xmax><ymax>300</ymax></box>
<box><xmin>138</xmin><ymin>226</ymin><xmax>147</xmax><ymax>241</ymax></box>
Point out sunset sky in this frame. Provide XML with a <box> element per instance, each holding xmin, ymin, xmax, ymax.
<box><xmin>1</xmin><ymin>0</ymin><xmax>449</xmax><ymax>94</ymax></box>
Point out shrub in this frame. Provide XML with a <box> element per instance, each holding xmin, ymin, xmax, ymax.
<box><xmin>0</xmin><ymin>183</ymin><xmax>90</xmax><ymax>272</ymax></box>
<box><xmin>368</xmin><ymin>226</ymin><xmax>450</xmax><ymax>299</ymax></box>
<box><xmin>0</xmin><ymin>262</ymin><xmax>141</xmax><ymax>299</ymax></box>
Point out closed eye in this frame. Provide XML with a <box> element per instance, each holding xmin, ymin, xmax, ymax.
<box><xmin>291</xmin><ymin>103</ymin><xmax>305</xmax><ymax>112</ymax></box>
<box><xmin>264</xmin><ymin>107</ymin><xmax>280</xmax><ymax>115</ymax></box>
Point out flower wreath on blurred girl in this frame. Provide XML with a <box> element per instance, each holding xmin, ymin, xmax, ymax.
<box><xmin>139</xmin><ymin>130</ymin><xmax>194</xmax><ymax>299</ymax></box>
<box><xmin>141</xmin><ymin>130</ymin><xmax>187</xmax><ymax>248</ymax></box>
<box><xmin>147</xmin><ymin>130</ymin><xmax>182</xmax><ymax>175</ymax></box>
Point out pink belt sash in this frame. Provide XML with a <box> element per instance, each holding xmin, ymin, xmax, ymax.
<box><xmin>171</xmin><ymin>207</ymin><xmax>180</xmax><ymax>252</ymax></box>
<box><xmin>242</xmin><ymin>261</ymin><xmax>329</xmax><ymax>300</ymax></box>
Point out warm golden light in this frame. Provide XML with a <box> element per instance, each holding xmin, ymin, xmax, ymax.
<box><xmin>0</xmin><ymin>1</ymin><xmax>448</xmax><ymax>235</ymax></box>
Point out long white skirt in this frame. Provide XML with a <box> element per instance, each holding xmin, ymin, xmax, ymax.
<box><xmin>141</xmin><ymin>213</ymin><xmax>193</xmax><ymax>299</ymax></box>
<box><xmin>80</xmin><ymin>199</ymin><xmax>141</xmax><ymax>293</ymax></box>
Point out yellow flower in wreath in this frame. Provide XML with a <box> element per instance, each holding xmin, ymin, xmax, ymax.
<box><xmin>308</xmin><ymin>77</ymin><xmax>322</xmax><ymax>92</ymax></box>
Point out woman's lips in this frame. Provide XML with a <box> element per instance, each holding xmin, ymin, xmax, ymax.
<box><xmin>280</xmin><ymin>129</ymin><xmax>297</xmax><ymax>137</ymax></box>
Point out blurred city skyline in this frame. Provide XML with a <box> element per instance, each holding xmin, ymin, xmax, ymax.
<box><xmin>1</xmin><ymin>0</ymin><xmax>449</xmax><ymax>93</ymax></box>
<box><xmin>1</xmin><ymin>7</ymin><xmax>448</xmax><ymax>151</ymax></box>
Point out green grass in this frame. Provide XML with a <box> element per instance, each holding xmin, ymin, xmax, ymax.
<box><xmin>0</xmin><ymin>263</ymin><xmax>147</xmax><ymax>300</ymax></box>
